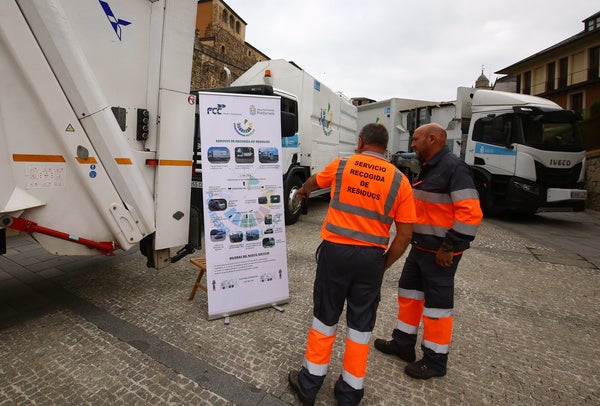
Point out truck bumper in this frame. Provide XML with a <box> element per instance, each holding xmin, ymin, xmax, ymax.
<box><xmin>503</xmin><ymin>178</ymin><xmax>587</xmax><ymax>213</ymax></box>
<box><xmin>546</xmin><ymin>188</ymin><xmax>587</xmax><ymax>203</ymax></box>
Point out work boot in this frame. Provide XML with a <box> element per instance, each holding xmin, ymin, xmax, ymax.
<box><xmin>333</xmin><ymin>375</ymin><xmax>363</xmax><ymax>406</ymax></box>
<box><xmin>404</xmin><ymin>359</ymin><xmax>446</xmax><ymax>380</ymax></box>
<box><xmin>373</xmin><ymin>338</ymin><xmax>416</xmax><ymax>362</ymax></box>
<box><xmin>288</xmin><ymin>370</ymin><xmax>316</xmax><ymax>405</ymax></box>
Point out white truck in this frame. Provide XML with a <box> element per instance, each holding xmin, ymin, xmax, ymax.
<box><xmin>359</xmin><ymin>87</ymin><xmax>588</xmax><ymax>215</ymax></box>
<box><xmin>356</xmin><ymin>97</ymin><xmax>439</xmax><ymax>158</ymax></box>
<box><xmin>227</xmin><ymin>59</ymin><xmax>358</xmax><ymax>224</ymax></box>
<box><xmin>0</xmin><ymin>0</ymin><xmax>199</xmax><ymax>268</ymax></box>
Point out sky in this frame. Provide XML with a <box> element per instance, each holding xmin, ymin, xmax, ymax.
<box><xmin>224</xmin><ymin>0</ymin><xmax>599</xmax><ymax>102</ymax></box>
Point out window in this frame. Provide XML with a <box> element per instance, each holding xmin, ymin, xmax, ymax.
<box><xmin>472</xmin><ymin>115</ymin><xmax>515</xmax><ymax>146</ymax></box>
<box><xmin>523</xmin><ymin>71</ymin><xmax>531</xmax><ymax>95</ymax></box>
<box><xmin>229</xmin><ymin>16</ymin><xmax>234</xmax><ymax>28</ymax></box>
<box><xmin>521</xmin><ymin>112</ymin><xmax>582</xmax><ymax>150</ymax></box>
<box><xmin>586</xmin><ymin>16</ymin><xmax>600</xmax><ymax>32</ymax></box>
<box><xmin>516</xmin><ymin>75</ymin><xmax>521</xmax><ymax>93</ymax></box>
<box><xmin>558</xmin><ymin>57</ymin><xmax>568</xmax><ymax>88</ymax></box>
<box><xmin>546</xmin><ymin>62</ymin><xmax>556</xmax><ymax>91</ymax></box>
<box><xmin>280</xmin><ymin>96</ymin><xmax>299</xmax><ymax>138</ymax></box>
<box><xmin>570</xmin><ymin>93</ymin><xmax>583</xmax><ymax>116</ymax></box>
<box><xmin>222</xmin><ymin>10</ymin><xmax>227</xmax><ymax>23</ymax></box>
<box><xmin>236</xmin><ymin>21</ymin><xmax>240</xmax><ymax>34</ymax></box>
<box><xmin>589</xmin><ymin>46</ymin><xmax>600</xmax><ymax>80</ymax></box>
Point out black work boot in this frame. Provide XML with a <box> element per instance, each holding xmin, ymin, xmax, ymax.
<box><xmin>373</xmin><ymin>338</ymin><xmax>416</xmax><ymax>362</ymax></box>
<box><xmin>333</xmin><ymin>375</ymin><xmax>364</xmax><ymax>406</ymax></box>
<box><xmin>288</xmin><ymin>370</ymin><xmax>316</xmax><ymax>405</ymax></box>
<box><xmin>404</xmin><ymin>359</ymin><xmax>446</xmax><ymax>379</ymax></box>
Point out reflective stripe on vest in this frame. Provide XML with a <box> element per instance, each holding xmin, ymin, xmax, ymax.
<box><xmin>414</xmin><ymin>187</ymin><xmax>481</xmax><ymax>239</ymax></box>
<box><xmin>325</xmin><ymin>158</ymin><xmax>403</xmax><ymax>246</ymax></box>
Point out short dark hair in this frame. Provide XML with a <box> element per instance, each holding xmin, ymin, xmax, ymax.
<box><xmin>359</xmin><ymin>123</ymin><xmax>388</xmax><ymax>149</ymax></box>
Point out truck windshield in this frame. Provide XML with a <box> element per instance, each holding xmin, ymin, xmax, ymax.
<box><xmin>520</xmin><ymin>112</ymin><xmax>584</xmax><ymax>152</ymax></box>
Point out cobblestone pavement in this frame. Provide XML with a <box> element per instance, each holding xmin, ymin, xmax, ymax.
<box><xmin>1</xmin><ymin>201</ymin><xmax>599</xmax><ymax>405</ymax></box>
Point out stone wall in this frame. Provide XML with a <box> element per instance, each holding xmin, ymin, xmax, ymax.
<box><xmin>190</xmin><ymin>24</ymin><xmax>267</xmax><ymax>91</ymax></box>
<box><xmin>586</xmin><ymin>149</ymin><xmax>600</xmax><ymax>211</ymax></box>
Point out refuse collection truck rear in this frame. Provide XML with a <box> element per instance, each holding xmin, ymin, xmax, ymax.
<box><xmin>0</xmin><ymin>0</ymin><xmax>199</xmax><ymax>268</ymax></box>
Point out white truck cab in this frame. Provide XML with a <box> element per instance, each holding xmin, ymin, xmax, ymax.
<box><xmin>463</xmin><ymin>88</ymin><xmax>587</xmax><ymax>215</ymax></box>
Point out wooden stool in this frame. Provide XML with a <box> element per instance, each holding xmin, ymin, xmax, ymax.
<box><xmin>189</xmin><ymin>257</ymin><xmax>207</xmax><ymax>300</ymax></box>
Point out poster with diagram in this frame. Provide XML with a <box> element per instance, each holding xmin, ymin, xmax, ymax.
<box><xmin>197</xmin><ymin>92</ymin><xmax>289</xmax><ymax>320</ymax></box>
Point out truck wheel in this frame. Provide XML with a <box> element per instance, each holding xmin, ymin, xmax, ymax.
<box><xmin>284</xmin><ymin>175</ymin><xmax>304</xmax><ymax>225</ymax></box>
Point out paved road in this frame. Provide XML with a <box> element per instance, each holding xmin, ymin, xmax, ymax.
<box><xmin>1</xmin><ymin>203</ymin><xmax>599</xmax><ymax>405</ymax></box>
<box><xmin>486</xmin><ymin>210</ymin><xmax>600</xmax><ymax>269</ymax></box>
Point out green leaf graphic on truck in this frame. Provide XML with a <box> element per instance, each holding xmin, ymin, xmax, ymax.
<box><xmin>319</xmin><ymin>103</ymin><xmax>333</xmax><ymax>136</ymax></box>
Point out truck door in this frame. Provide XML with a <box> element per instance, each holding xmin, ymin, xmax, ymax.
<box><xmin>470</xmin><ymin>114</ymin><xmax>517</xmax><ymax>177</ymax></box>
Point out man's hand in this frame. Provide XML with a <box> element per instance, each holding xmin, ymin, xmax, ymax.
<box><xmin>296</xmin><ymin>175</ymin><xmax>318</xmax><ymax>200</ymax></box>
<box><xmin>296</xmin><ymin>185</ymin><xmax>310</xmax><ymax>199</ymax></box>
<box><xmin>435</xmin><ymin>249</ymin><xmax>453</xmax><ymax>267</ymax></box>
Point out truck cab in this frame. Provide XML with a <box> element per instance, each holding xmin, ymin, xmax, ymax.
<box><xmin>231</xmin><ymin>60</ymin><xmax>358</xmax><ymax>225</ymax></box>
<box><xmin>464</xmin><ymin>89</ymin><xmax>587</xmax><ymax>215</ymax></box>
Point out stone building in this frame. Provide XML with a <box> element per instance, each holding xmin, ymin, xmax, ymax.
<box><xmin>191</xmin><ymin>0</ymin><xmax>269</xmax><ymax>90</ymax></box>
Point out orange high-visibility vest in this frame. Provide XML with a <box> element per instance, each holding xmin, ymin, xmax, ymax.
<box><xmin>317</xmin><ymin>152</ymin><xmax>415</xmax><ymax>249</ymax></box>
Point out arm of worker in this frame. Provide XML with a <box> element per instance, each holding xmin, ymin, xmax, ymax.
<box><xmin>384</xmin><ymin>222</ymin><xmax>413</xmax><ymax>271</ymax></box>
<box><xmin>296</xmin><ymin>175</ymin><xmax>319</xmax><ymax>199</ymax></box>
<box><xmin>436</xmin><ymin>161</ymin><xmax>483</xmax><ymax>268</ymax></box>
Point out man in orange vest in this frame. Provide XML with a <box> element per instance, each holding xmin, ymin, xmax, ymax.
<box><xmin>288</xmin><ymin>123</ymin><xmax>416</xmax><ymax>405</ymax></box>
<box><xmin>374</xmin><ymin>122</ymin><xmax>482</xmax><ymax>379</ymax></box>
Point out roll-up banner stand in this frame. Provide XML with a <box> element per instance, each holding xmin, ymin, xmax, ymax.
<box><xmin>197</xmin><ymin>92</ymin><xmax>290</xmax><ymax>320</ymax></box>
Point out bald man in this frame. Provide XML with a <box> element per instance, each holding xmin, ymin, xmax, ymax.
<box><xmin>374</xmin><ymin>123</ymin><xmax>483</xmax><ymax>379</ymax></box>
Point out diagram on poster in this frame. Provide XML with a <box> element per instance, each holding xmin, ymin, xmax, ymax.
<box><xmin>197</xmin><ymin>92</ymin><xmax>289</xmax><ymax>320</ymax></box>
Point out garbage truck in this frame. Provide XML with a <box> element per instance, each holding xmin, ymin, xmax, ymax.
<box><xmin>0</xmin><ymin>0</ymin><xmax>199</xmax><ymax>268</ymax></box>
<box><xmin>359</xmin><ymin>87</ymin><xmax>588</xmax><ymax>215</ymax></box>
<box><xmin>222</xmin><ymin>59</ymin><xmax>359</xmax><ymax>225</ymax></box>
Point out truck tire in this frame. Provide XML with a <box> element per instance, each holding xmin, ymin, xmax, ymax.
<box><xmin>284</xmin><ymin>174</ymin><xmax>304</xmax><ymax>225</ymax></box>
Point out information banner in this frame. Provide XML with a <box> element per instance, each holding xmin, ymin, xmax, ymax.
<box><xmin>197</xmin><ymin>92</ymin><xmax>290</xmax><ymax>320</ymax></box>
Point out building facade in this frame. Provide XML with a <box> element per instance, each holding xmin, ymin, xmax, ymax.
<box><xmin>495</xmin><ymin>11</ymin><xmax>600</xmax><ymax>118</ymax></box>
<box><xmin>191</xmin><ymin>0</ymin><xmax>269</xmax><ymax>90</ymax></box>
